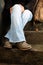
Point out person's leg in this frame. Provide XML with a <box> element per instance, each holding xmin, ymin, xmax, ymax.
<box><xmin>5</xmin><ymin>4</ymin><xmax>26</xmax><ymax>43</ymax></box>
<box><xmin>16</xmin><ymin>10</ymin><xmax>33</xmax><ymax>50</ymax></box>
<box><xmin>22</xmin><ymin>9</ymin><xmax>33</xmax><ymax>29</ymax></box>
<box><xmin>5</xmin><ymin>4</ymin><xmax>33</xmax><ymax>50</ymax></box>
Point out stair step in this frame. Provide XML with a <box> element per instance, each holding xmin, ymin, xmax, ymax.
<box><xmin>25</xmin><ymin>31</ymin><xmax>43</xmax><ymax>44</ymax></box>
<box><xmin>0</xmin><ymin>31</ymin><xmax>43</xmax><ymax>65</ymax></box>
<box><xmin>25</xmin><ymin>31</ymin><xmax>43</xmax><ymax>51</ymax></box>
<box><xmin>0</xmin><ymin>46</ymin><xmax>43</xmax><ymax>65</ymax></box>
<box><xmin>32</xmin><ymin>44</ymin><xmax>43</xmax><ymax>52</ymax></box>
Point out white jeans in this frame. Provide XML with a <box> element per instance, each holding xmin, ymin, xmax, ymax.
<box><xmin>5</xmin><ymin>4</ymin><xmax>33</xmax><ymax>43</ymax></box>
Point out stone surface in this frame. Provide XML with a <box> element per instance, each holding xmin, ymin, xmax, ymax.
<box><xmin>0</xmin><ymin>46</ymin><xmax>43</xmax><ymax>65</ymax></box>
<box><xmin>0</xmin><ymin>31</ymin><xmax>43</xmax><ymax>65</ymax></box>
<box><xmin>25</xmin><ymin>31</ymin><xmax>43</xmax><ymax>44</ymax></box>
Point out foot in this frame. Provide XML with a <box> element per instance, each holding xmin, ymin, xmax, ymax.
<box><xmin>4</xmin><ymin>41</ymin><xmax>12</xmax><ymax>49</ymax></box>
<box><xmin>2</xmin><ymin>37</ymin><xmax>12</xmax><ymax>49</ymax></box>
<box><xmin>16</xmin><ymin>42</ymin><xmax>32</xmax><ymax>50</ymax></box>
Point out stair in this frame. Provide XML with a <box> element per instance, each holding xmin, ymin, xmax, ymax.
<box><xmin>0</xmin><ymin>46</ymin><xmax>43</xmax><ymax>65</ymax></box>
<box><xmin>0</xmin><ymin>31</ymin><xmax>43</xmax><ymax>65</ymax></box>
<box><xmin>25</xmin><ymin>31</ymin><xmax>43</xmax><ymax>44</ymax></box>
<box><xmin>25</xmin><ymin>31</ymin><xmax>43</xmax><ymax>51</ymax></box>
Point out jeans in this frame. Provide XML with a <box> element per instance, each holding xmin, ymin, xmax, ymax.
<box><xmin>5</xmin><ymin>4</ymin><xmax>33</xmax><ymax>43</ymax></box>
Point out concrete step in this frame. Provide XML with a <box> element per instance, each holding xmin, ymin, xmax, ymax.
<box><xmin>25</xmin><ymin>31</ymin><xmax>43</xmax><ymax>44</ymax></box>
<box><xmin>31</xmin><ymin>44</ymin><xmax>43</xmax><ymax>51</ymax></box>
<box><xmin>0</xmin><ymin>46</ymin><xmax>43</xmax><ymax>65</ymax></box>
<box><xmin>25</xmin><ymin>31</ymin><xmax>43</xmax><ymax>51</ymax></box>
<box><xmin>0</xmin><ymin>31</ymin><xmax>43</xmax><ymax>65</ymax></box>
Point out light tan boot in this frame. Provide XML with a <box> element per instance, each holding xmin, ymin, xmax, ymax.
<box><xmin>2</xmin><ymin>37</ymin><xmax>12</xmax><ymax>49</ymax></box>
<box><xmin>16</xmin><ymin>42</ymin><xmax>32</xmax><ymax>50</ymax></box>
<box><xmin>4</xmin><ymin>41</ymin><xmax>12</xmax><ymax>49</ymax></box>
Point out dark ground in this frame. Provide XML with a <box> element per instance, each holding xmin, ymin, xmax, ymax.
<box><xmin>0</xmin><ymin>31</ymin><xmax>43</xmax><ymax>65</ymax></box>
<box><xmin>0</xmin><ymin>46</ymin><xmax>43</xmax><ymax>65</ymax></box>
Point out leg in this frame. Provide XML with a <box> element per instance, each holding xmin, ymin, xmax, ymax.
<box><xmin>5</xmin><ymin>5</ymin><xmax>33</xmax><ymax>50</ymax></box>
<box><xmin>15</xmin><ymin>9</ymin><xmax>33</xmax><ymax>50</ymax></box>
<box><xmin>22</xmin><ymin>9</ymin><xmax>33</xmax><ymax>29</ymax></box>
<box><xmin>5</xmin><ymin>4</ymin><xmax>26</xmax><ymax>43</ymax></box>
